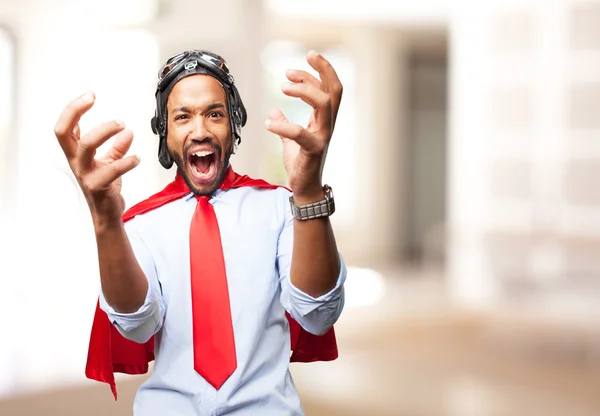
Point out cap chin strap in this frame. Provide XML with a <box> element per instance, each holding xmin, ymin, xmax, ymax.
<box><xmin>157</xmin><ymin>137</ymin><xmax>173</xmax><ymax>169</ymax></box>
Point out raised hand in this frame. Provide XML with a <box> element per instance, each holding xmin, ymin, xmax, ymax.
<box><xmin>53</xmin><ymin>92</ymin><xmax>140</xmax><ymax>228</ymax></box>
<box><xmin>264</xmin><ymin>50</ymin><xmax>343</xmax><ymax>204</ymax></box>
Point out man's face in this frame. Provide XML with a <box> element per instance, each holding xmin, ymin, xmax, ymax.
<box><xmin>166</xmin><ymin>74</ymin><xmax>232</xmax><ymax>196</ymax></box>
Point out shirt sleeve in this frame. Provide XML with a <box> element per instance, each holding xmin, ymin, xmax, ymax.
<box><xmin>98</xmin><ymin>218</ymin><xmax>166</xmax><ymax>344</ymax></box>
<box><xmin>277</xmin><ymin>190</ymin><xmax>347</xmax><ymax>336</ymax></box>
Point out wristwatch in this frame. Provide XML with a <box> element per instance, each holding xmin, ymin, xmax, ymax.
<box><xmin>289</xmin><ymin>185</ymin><xmax>335</xmax><ymax>221</ymax></box>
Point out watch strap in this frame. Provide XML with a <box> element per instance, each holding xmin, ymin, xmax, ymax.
<box><xmin>289</xmin><ymin>185</ymin><xmax>335</xmax><ymax>220</ymax></box>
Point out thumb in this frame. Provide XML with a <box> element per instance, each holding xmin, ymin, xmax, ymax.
<box><xmin>266</xmin><ymin>108</ymin><xmax>292</xmax><ymax>142</ymax></box>
<box><xmin>268</xmin><ymin>108</ymin><xmax>288</xmax><ymax>123</ymax></box>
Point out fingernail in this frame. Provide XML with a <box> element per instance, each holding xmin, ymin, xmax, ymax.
<box><xmin>135</xmin><ymin>155</ymin><xmax>141</xmax><ymax>163</ymax></box>
<box><xmin>81</xmin><ymin>91</ymin><xmax>94</xmax><ymax>102</ymax></box>
<box><xmin>115</xmin><ymin>119</ymin><xmax>125</xmax><ymax>127</ymax></box>
<box><xmin>265</xmin><ymin>119</ymin><xmax>272</xmax><ymax>127</ymax></box>
<box><xmin>308</xmin><ymin>49</ymin><xmax>319</xmax><ymax>57</ymax></box>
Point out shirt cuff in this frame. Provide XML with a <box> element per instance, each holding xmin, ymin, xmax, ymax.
<box><xmin>285</xmin><ymin>252</ymin><xmax>347</xmax><ymax>317</ymax></box>
<box><xmin>99</xmin><ymin>284</ymin><xmax>161</xmax><ymax>333</ymax></box>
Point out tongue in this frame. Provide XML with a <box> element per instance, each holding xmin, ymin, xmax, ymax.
<box><xmin>194</xmin><ymin>155</ymin><xmax>212</xmax><ymax>174</ymax></box>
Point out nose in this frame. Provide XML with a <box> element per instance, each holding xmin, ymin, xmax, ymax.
<box><xmin>189</xmin><ymin>116</ymin><xmax>211</xmax><ymax>142</ymax></box>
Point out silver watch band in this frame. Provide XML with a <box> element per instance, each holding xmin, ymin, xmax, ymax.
<box><xmin>289</xmin><ymin>185</ymin><xmax>335</xmax><ymax>221</ymax></box>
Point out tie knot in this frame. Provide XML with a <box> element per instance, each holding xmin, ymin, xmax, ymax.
<box><xmin>195</xmin><ymin>195</ymin><xmax>210</xmax><ymax>202</ymax></box>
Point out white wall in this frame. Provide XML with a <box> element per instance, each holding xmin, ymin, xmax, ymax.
<box><xmin>2</xmin><ymin>0</ymin><xmax>162</xmax><ymax>394</ymax></box>
<box><xmin>8</xmin><ymin>0</ymin><xmax>600</xmax><ymax>398</ymax></box>
<box><xmin>447</xmin><ymin>0</ymin><xmax>600</xmax><ymax>314</ymax></box>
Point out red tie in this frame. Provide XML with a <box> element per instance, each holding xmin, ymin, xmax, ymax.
<box><xmin>189</xmin><ymin>196</ymin><xmax>236</xmax><ymax>389</ymax></box>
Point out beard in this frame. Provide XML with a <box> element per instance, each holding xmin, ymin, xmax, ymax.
<box><xmin>169</xmin><ymin>142</ymin><xmax>233</xmax><ymax>196</ymax></box>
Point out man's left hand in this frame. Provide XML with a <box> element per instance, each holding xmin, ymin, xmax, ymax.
<box><xmin>265</xmin><ymin>50</ymin><xmax>343</xmax><ymax>204</ymax></box>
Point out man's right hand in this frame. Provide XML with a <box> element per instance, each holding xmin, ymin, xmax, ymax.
<box><xmin>54</xmin><ymin>92</ymin><xmax>141</xmax><ymax>230</ymax></box>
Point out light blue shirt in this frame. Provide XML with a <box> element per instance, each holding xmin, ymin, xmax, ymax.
<box><xmin>99</xmin><ymin>185</ymin><xmax>346</xmax><ymax>416</ymax></box>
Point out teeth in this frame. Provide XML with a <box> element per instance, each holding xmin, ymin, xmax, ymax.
<box><xmin>193</xmin><ymin>150</ymin><xmax>214</xmax><ymax>157</ymax></box>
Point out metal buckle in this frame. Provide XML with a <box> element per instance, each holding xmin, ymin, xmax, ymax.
<box><xmin>184</xmin><ymin>61</ymin><xmax>198</xmax><ymax>71</ymax></box>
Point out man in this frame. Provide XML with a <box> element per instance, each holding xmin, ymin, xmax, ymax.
<box><xmin>53</xmin><ymin>49</ymin><xmax>346</xmax><ymax>415</ymax></box>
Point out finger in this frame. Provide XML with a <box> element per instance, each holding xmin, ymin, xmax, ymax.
<box><xmin>79</xmin><ymin>120</ymin><xmax>126</xmax><ymax>166</ymax></box>
<box><xmin>285</xmin><ymin>69</ymin><xmax>323</xmax><ymax>91</ymax></box>
<box><xmin>306</xmin><ymin>50</ymin><xmax>343</xmax><ymax>96</ymax></box>
<box><xmin>281</xmin><ymin>82</ymin><xmax>332</xmax><ymax>132</ymax></box>
<box><xmin>84</xmin><ymin>155</ymin><xmax>141</xmax><ymax>190</ymax></box>
<box><xmin>267</xmin><ymin>108</ymin><xmax>293</xmax><ymax>143</ymax></box>
<box><xmin>54</xmin><ymin>91</ymin><xmax>96</xmax><ymax>159</ymax></box>
<box><xmin>99</xmin><ymin>129</ymin><xmax>134</xmax><ymax>163</ymax></box>
<box><xmin>265</xmin><ymin>118</ymin><xmax>323</xmax><ymax>154</ymax></box>
<box><xmin>268</xmin><ymin>108</ymin><xmax>288</xmax><ymax>124</ymax></box>
<box><xmin>306</xmin><ymin>50</ymin><xmax>343</xmax><ymax>122</ymax></box>
<box><xmin>281</xmin><ymin>82</ymin><xmax>331</xmax><ymax>110</ymax></box>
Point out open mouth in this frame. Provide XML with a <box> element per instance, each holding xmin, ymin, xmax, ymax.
<box><xmin>188</xmin><ymin>149</ymin><xmax>218</xmax><ymax>183</ymax></box>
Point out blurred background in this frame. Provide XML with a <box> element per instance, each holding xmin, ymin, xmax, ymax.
<box><xmin>1</xmin><ymin>0</ymin><xmax>600</xmax><ymax>414</ymax></box>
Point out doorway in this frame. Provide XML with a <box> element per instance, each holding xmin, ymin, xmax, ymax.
<box><xmin>404</xmin><ymin>32</ymin><xmax>448</xmax><ymax>268</ymax></box>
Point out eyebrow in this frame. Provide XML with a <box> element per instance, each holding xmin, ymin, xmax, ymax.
<box><xmin>172</xmin><ymin>103</ymin><xmax>226</xmax><ymax>114</ymax></box>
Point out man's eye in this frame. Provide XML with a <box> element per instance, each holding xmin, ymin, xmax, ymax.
<box><xmin>175</xmin><ymin>114</ymin><xmax>188</xmax><ymax>121</ymax></box>
<box><xmin>209</xmin><ymin>112</ymin><xmax>223</xmax><ymax>118</ymax></box>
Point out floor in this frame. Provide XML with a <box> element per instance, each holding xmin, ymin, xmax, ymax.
<box><xmin>2</xmin><ymin>268</ymin><xmax>600</xmax><ymax>415</ymax></box>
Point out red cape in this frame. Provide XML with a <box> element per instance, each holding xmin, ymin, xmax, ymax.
<box><xmin>85</xmin><ymin>168</ymin><xmax>338</xmax><ymax>399</ymax></box>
